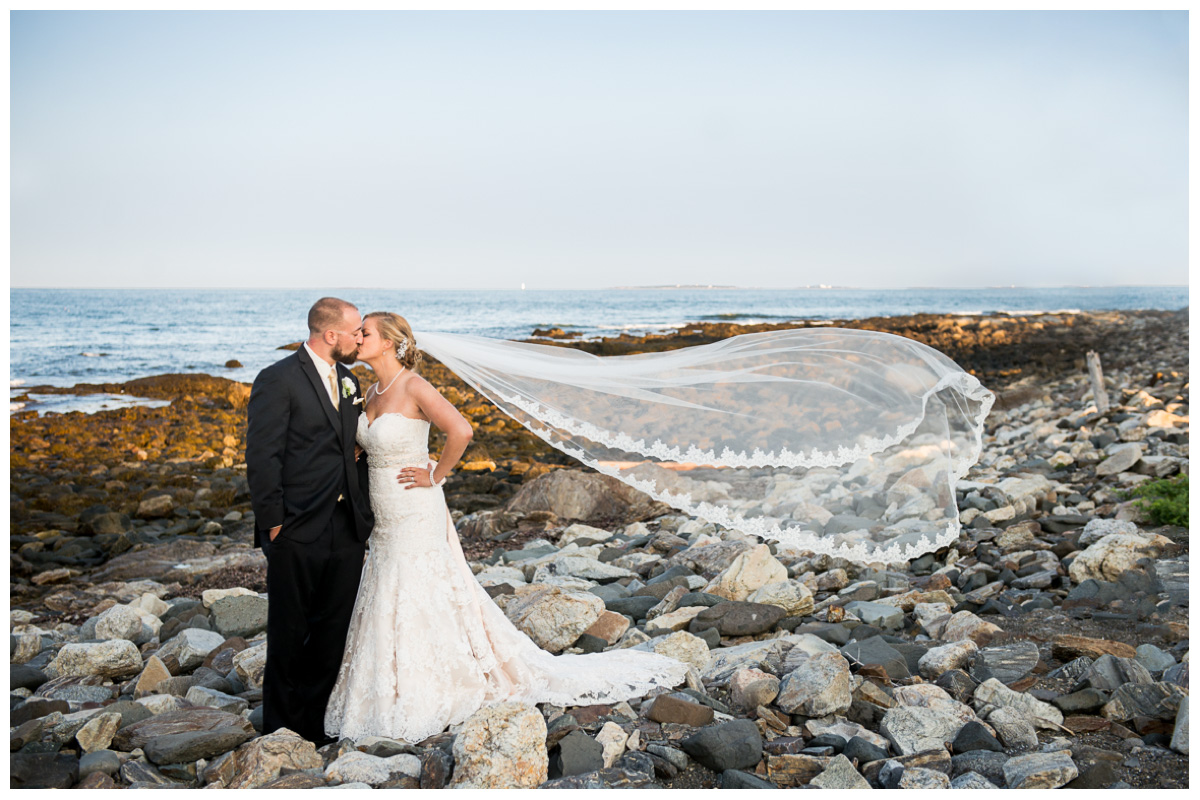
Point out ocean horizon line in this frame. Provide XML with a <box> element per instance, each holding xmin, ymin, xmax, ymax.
<box><xmin>9</xmin><ymin>283</ymin><xmax>1190</xmax><ymax>292</ymax></box>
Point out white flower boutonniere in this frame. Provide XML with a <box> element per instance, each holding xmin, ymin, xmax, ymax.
<box><xmin>341</xmin><ymin>377</ymin><xmax>356</xmax><ymax>399</ymax></box>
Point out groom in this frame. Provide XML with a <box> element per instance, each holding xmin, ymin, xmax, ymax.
<box><xmin>246</xmin><ymin>297</ymin><xmax>374</xmax><ymax>744</ymax></box>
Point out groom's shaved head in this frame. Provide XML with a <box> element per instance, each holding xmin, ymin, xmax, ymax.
<box><xmin>308</xmin><ymin>297</ymin><xmax>358</xmax><ymax>335</ymax></box>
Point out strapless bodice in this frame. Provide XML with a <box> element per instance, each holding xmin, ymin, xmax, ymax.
<box><xmin>357</xmin><ymin>412</ymin><xmax>431</xmax><ymax>468</ymax></box>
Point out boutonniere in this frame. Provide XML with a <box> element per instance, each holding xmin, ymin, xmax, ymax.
<box><xmin>341</xmin><ymin>377</ymin><xmax>356</xmax><ymax>399</ymax></box>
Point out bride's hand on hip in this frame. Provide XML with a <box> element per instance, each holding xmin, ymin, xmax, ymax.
<box><xmin>398</xmin><ymin>462</ymin><xmax>435</xmax><ymax>490</ymax></box>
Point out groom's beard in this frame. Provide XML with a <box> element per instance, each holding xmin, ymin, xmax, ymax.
<box><xmin>331</xmin><ymin>343</ymin><xmax>359</xmax><ymax>365</ymax></box>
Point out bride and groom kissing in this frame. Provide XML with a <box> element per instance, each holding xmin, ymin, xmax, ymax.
<box><xmin>245</xmin><ymin>297</ymin><xmax>689</xmax><ymax>747</ymax></box>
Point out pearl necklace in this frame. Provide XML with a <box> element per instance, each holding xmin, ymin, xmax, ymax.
<box><xmin>372</xmin><ymin>366</ymin><xmax>406</xmax><ymax>395</ymax></box>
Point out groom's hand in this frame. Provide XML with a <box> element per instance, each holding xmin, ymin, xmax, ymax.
<box><xmin>268</xmin><ymin>525</ymin><xmax>281</xmax><ymax>542</ymax></box>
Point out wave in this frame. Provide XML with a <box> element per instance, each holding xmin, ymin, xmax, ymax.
<box><xmin>949</xmin><ymin>308</ymin><xmax>1085</xmax><ymax>317</ymax></box>
<box><xmin>696</xmin><ymin>313</ymin><xmax>802</xmax><ymax>321</ymax></box>
<box><xmin>10</xmin><ymin>379</ymin><xmax>25</xmax><ymax>387</ymax></box>
<box><xmin>80</xmin><ymin>352</ymin><xmax>108</xmax><ymax>358</ymax></box>
<box><xmin>10</xmin><ymin>402</ymin><xmax>24</xmax><ymax>411</ymax></box>
<box><xmin>593</xmin><ymin>322</ymin><xmax>690</xmax><ymax>331</ymax></box>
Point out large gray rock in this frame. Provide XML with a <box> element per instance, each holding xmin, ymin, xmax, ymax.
<box><xmin>325</xmin><ymin>751</ymin><xmax>421</xmax><ymax>786</ymax></box>
<box><xmin>504</xmin><ymin>586</ymin><xmax>605</xmax><ymax>653</ymax></box>
<box><xmin>92</xmin><ymin>604</ymin><xmax>150</xmax><ymax>643</ymax></box>
<box><xmin>843</xmin><ymin>601</ymin><xmax>904</xmax><ymax>630</ymax></box>
<box><xmin>1134</xmin><ymin>644</ymin><xmax>1177</xmax><ymax>673</ymax></box>
<box><xmin>1170</xmin><ymin>696</ymin><xmax>1188</xmax><ymax>755</ymax></box>
<box><xmin>919</xmin><ymin>640</ymin><xmax>978</xmax><ymax>680</ymax></box>
<box><xmin>688</xmin><ymin>602</ymin><xmax>786</xmax><ymax>637</ymax></box>
<box><xmin>973</xmin><ymin>678</ymin><xmax>1063</xmax><ymax>730</ymax></box>
<box><xmin>880</xmin><ymin>706</ymin><xmax>970</xmax><ymax>755</ymax></box>
<box><xmin>810</xmin><ymin>754</ymin><xmax>870</xmax><ymax>789</ymax></box>
<box><xmin>112</xmin><ymin>707</ymin><xmax>255</xmax><ymax>751</ymax></box>
<box><xmin>680</xmin><ymin>719</ymin><xmax>762</xmax><ymax>772</ymax></box>
<box><xmin>1002</xmin><ymin>751</ymin><xmax>1078</xmax><ymax>789</ymax></box>
<box><xmin>970</xmin><ymin>641</ymin><xmax>1040</xmax><ymax>684</ymax></box>
<box><xmin>842</xmin><ymin>636</ymin><xmax>910</xmax><ymax>681</ymax></box>
<box><xmin>144</xmin><ymin>727</ymin><xmax>254</xmax><ymax>765</ymax></box>
<box><xmin>1075</xmin><ymin>654</ymin><xmax>1153</xmax><ymax>693</ymax></box>
<box><xmin>1094</xmin><ymin>444</ymin><xmax>1143</xmax><ymax>476</ymax></box>
<box><xmin>776</xmin><ymin>652</ymin><xmax>852</xmax><ymax>717</ymax></box>
<box><xmin>1101</xmin><ymin>682</ymin><xmax>1188</xmax><ymax>722</ymax></box>
<box><xmin>156</xmin><ymin>628</ymin><xmax>227</xmax><ymax>672</ymax></box>
<box><xmin>46</xmin><ymin>640</ymin><xmax>143</xmax><ymax>680</ymax></box>
<box><xmin>950</xmin><ymin>771</ymin><xmax>999</xmax><ymax>789</ymax></box>
<box><xmin>210</xmin><ymin>595</ymin><xmax>268</xmax><ymax>639</ymax></box>
<box><xmin>505</xmin><ymin>469</ymin><xmax>658</xmax><ymax>522</ymax></box>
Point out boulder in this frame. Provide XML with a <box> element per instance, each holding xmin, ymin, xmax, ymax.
<box><xmin>746</xmin><ymin>581</ymin><xmax>815</xmax><ymax>616</ymax></box>
<box><xmin>940</xmin><ymin>611</ymin><xmax>1002</xmax><ymax>645</ymax></box>
<box><xmin>880</xmin><ymin>706</ymin><xmax>970</xmax><ymax>755</ymax></box>
<box><xmin>688</xmin><ymin>601</ymin><xmax>785</xmax><ymax>636</ymax></box>
<box><xmin>973</xmin><ymin>678</ymin><xmax>1063</xmax><ymax>730</ymax></box>
<box><xmin>226</xmin><ymin>728</ymin><xmax>324</xmax><ymax>789</ymax></box>
<box><xmin>1170</xmin><ymin>696</ymin><xmax>1188</xmax><ymax>755</ymax></box>
<box><xmin>137</xmin><ymin>494</ymin><xmax>175</xmax><ymax>518</ymax></box>
<box><xmin>918</xmin><ymin>639</ymin><xmax>978</xmax><ymax>680</ymax></box>
<box><xmin>646</xmin><ymin>630</ymin><xmax>709</xmax><ymax>675</ymax></box>
<box><xmin>232</xmin><ymin>643</ymin><xmax>267</xmax><ymax>689</ymax></box>
<box><xmin>210</xmin><ymin>595</ymin><xmax>268</xmax><ymax>639</ymax></box>
<box><xmin>75</xmin><ymin>712</ymin><xmax>122</xmax><ymax>753</ymax></box>
<box><xmin>647</xmin><ymin>694</ymin><xmax>714</xmax><ymax>727</ymax></box>
<box><xmin>729</xmin><ymin>667</ymin><xmax>781</xmax><ymax>711</ymax></box>
<box><xmin>843</xmin><ymin>600</ymin><xmax>904</xmax><ymax>630</ymax></box>
<box><xmin>1002</xmin><ymin>751</ymin><xmax>1078</xmax><ymax>789</ymax></box>
<box><xmin>93</xmin><ymin>604</ymin><xmax>149</xmax><ymax>643</ymax></box>
<box><xmin>680</xmin><ymin>719</ymin><xmax>762</xmax><ymax>772</ymax></box>
<box><xmin>324</xmin><ymin>751</ymin><xmax>421</xmax><ymax>786</ymax></box>
<box><xmin>156</xmin><ymin>628</ymin><xmax>227</xmax><ymax>672</ymax></box>
<box><xmin>987</xmin><ymin>706</ymin><xmax>1038</xmax><ymax>749</ymax></box>
<box><xmin>970</xmin><ymin>641</ymin><xmax>1040</xmax><ymax>684</ymax></box>
<box><xmin>1101</xmin><ymin>682</ymin><xmax>1187</xmax><ymax>722</ymax></box>
<box><xmin>1067</xmin><ymin>532</ymin><xmax>1174</xmax><ymax>584</ymax></box>
<box><xmin>811</xmin><ymin>754</ymin><xmax>871</xmax><ymax>789</ymax></box>
<box><xmin>505</xmin><ymin>470</ymin><xmax>659</xmax><ymax>523</ymax></box>
<box><xmin>505</xmin><ymin>586</ymin><xmax>605</xmax><ymax>653</ymax></box>
<box><xmin>594</xmin><ymin>721</ymin><xmax>628</xmax><ymax>768</ymax></box>
<box><xmin>113</xmin><ymin>707</ymin><xmax>256</xmax><ymax>751</ymax></box>
<box><xmin>47</xmin><ymin>640</ymin><xmax>143</xmax><ymax>680</ymax></box>
<box><xmin>451</xmin><ymin>702</ymin><xmax>548</xmax><ymax>789</ymax></box>
<box><xmin>703</xmin><ymin>545</ymin><xmax>788</xmax><ymax>601</ymax></box>
<box><xmin>776</xmin><ymin>651</ymin><xmax>852</xmax><ymax>717</ymax></box>
<box><xmin>144</xmin><ymin>727</ymin><xmax>254</xmax><ymax>765</ymax></box>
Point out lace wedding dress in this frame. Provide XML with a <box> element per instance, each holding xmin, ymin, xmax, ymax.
<box><xmin>323</xmin><ymin>412</ymin><xmax>690</xmax><ymax>743</ymax></box>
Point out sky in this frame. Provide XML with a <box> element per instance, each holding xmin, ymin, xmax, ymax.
<box><xmin>9</xmin><ymin>10</ymin><xmax>1189</xmax><ymax>290</ymax></box>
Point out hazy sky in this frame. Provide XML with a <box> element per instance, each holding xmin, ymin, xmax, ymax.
<box><xmin>10</xmin><ymin>10</ymin><xmax>1188</xmax><ymax>289</ymax></box>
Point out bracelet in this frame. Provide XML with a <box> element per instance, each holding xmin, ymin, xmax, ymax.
<box><xmin>428</xmin><ymin>465</ymin><xmax>446</xmax><ymax>487</ymax></box>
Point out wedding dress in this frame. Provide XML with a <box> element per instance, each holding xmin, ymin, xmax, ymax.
<box><xmin>323</xmin><ymin>411</ymin><xmax>690</xmax><ymax>743</ymax></box>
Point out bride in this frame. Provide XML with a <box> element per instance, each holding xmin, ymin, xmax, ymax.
<box><xmin>325</xmin><ymin>309</ymin><xmax>993</xmax><ymax>742</ymax></box>
<box><xmin>323</xmin><ymin>312</ymin><xmax>690</xmax><ymax>743</ymax></box>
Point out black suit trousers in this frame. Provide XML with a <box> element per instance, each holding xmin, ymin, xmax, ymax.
<box><xmin>261</xmin><ymin>501</ymin><xmax>366</xmax><ymax>742</ymax></box>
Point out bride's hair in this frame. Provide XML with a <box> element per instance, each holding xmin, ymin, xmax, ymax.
<box><xmin>366</xmin><ymin>312</ymin><xmax>422</xmax><ymax>371</ymax></box>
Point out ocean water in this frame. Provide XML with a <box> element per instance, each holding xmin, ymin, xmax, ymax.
<box><xmin>9</xmin><ymin>286</ymin><xmax>1188</xmax><ymax>407</ymax></box>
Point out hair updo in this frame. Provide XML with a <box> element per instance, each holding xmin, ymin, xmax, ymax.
<box><xmin>365</xmin><ymin>311</ymin><xmax>422</xmax><ymax>370</ymax></box>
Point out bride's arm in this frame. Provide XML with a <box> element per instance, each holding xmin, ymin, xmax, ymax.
<box><xmin>410</xmin><ymin>377</ymin><xmax>474</xmax><ymax>485</ymax></box>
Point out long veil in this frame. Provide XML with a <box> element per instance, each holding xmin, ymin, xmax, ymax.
<box><xmin>417</xmin><ymin>328</ymin><xmax>995</xmax><ymax>565</ymax></box>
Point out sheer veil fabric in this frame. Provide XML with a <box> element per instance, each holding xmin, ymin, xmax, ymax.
<box><xmin>418</xmin><ymin>328</ymin><xmax>995</xmax><ymax>565</ymax></box>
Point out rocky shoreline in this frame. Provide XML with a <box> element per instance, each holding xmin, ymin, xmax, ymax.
<box><xmin>9</xmin><ymin>309</ymin><xmax>1189</xmax><ymax>789</ymax></box>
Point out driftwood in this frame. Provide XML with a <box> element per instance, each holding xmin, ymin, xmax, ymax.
<box><xmin>1085</xmin><ymin>351</ymin><xmax>1110</xmax><ymax>413</ymax></box>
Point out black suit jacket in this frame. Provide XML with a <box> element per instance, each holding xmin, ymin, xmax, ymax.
<box><xmin>245</xmin><ymin>348</ymin><xmax>373</xmax><ymax>548</ymax></box>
